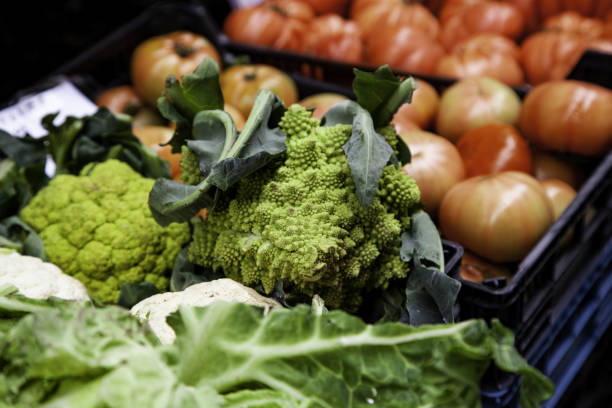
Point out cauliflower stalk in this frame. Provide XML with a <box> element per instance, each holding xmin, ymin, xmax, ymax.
<box><xmin>19</xmin><ymin>160</ymin><xmax>190</xmax><ymax>303</ymax></box>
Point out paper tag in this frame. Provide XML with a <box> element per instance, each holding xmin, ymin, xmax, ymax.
<box><xmin>0</xmin><ymin>81</ymin><xmax>98</xmax><ymax>176</ymax></box>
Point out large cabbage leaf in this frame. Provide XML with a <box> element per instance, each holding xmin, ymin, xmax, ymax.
<box><xmin>0</xmin><ymin>295</ymin><xmax>553</xmax><ymax>408</ymax></box>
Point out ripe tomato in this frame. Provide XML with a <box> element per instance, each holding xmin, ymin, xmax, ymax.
<box><xmin>532</xmin><ymin>151</ymin><xmax>585</xmax><ymax>189</ymax></box>
<box><xmin>220</xmin><ymin>65</ymin><xmax>299</xmax><ymax>118</ymax></box>
<box><xmin>132</xmin><ymin>126</ymin><xmax>182</xmax><ymax>181</ymax></box>
<box><xmin>224</xmin><ymin>104</ymin><xmax>246</xmax><ymax>131</ymax></box>
<box><xmin>456</xmin><ymin>124</ymin><xmax>533</xmax><ymax>177</ymax></box>
<box><xmin>519</xmin><ymin>80</ymin><xmax>612</xmax><ymax>156</ymax></box>
<box><xmin>95</xmin><ymin>86</ymin><xmax>164</xmax><ymax>128</ymax></box>
<box><xmin>351</xmin><ymin>0</ymin><xmax>440</xmax><ymax>39</ymax></box>
<box><xmin>400</xmin><ymin>130</ymin><xmax>466</xmax><ymax>216</ymax></box>
<box><xmin>543</xmin><ymin>11</ymin><xmax>604</xmax><ymax>38</ymax></box>
<box><xmin>435</xmin><ymin>77</ymin><xmax>522</xmax><ymax>143</ymax></box>
<box><xmin>539</xmin><ymin>178</ymin><xmax>577</xmax><ymax>220</ymax></box>
<box><xmin>364</xmin><ymin>26</ymin><xmax>445</xmax><ymax>74</ymax></box>
<box><xmin>439</xmin><ymin>171</ymin><xmax>554</xmax><ymax>263</ymax></box>
<box><xmin>130</xmin><ymin>31</ymin><xmax>222</xmax><ymax>107</ymax></box>
<box><xmin>299</xmin><ymin>0</ymin><xmax>351</xmax><ymax>15</ymax></box>
<box><xmin>391</xmin><ymin>79</ymin><xmax>440</xmax><ymax>130</ymax></box>
<box><xmin>459</xmin><ymin>250</ymin><xmax>514</xmax><ymax>284</ymax></box>
<box><xmin>302</xmin><ymin>14</ymin><xmax>364</xmax><ymax>63</ymax></box>
<box><xmin>223</xmin><ymin>0</ymin><xmax>313</xmax><ymax>52</ymax></box>
<box><xmin>436</xmin><ymin>48</ymin><xmax>525</xmax><ymax>86</ymax></box>
<box><xmin>297</xmin><ymin>93</ymin><xmax>348</xmax><ymax>119</ymax></box>
<box><xmin>439</xmin><ymin>1</ymin><xmax>525</xmax><ymax>51</ymax></box>
<box><xmin>520</xmin><ymin>31</ymin><xmax>587</xmax><ymax>85</ymax></box>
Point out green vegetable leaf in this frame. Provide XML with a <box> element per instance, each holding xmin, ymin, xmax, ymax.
<box><xmin>117</xmin><ymin>282</ymin><xmax>160</xmax><ymax>309</ymax></box>
<box><xmin>0</xmin><ymin>159</ymin><xmax>32</xmax><ymax>216</ymax></box>
<box><xmin>0</xmin><ymin>216</ymin><xmax>45</xmax><ymax>259</ymax></box>
<box><xmin>352</xmin><ymin>66</ymin><xmax>418</xmax><ymax>128</ymax></box>
<box><xmin>157</xmin><ymin>58</ymin><xmax>224</xmax><ymax>153</ymax></box>
<box><xmin>169</xmin><ymin>244</ymin><xmax>224</xmax><ymax>292</ymax></box>
<box><xmin>324</xmin><ymin>100</ymin><xmax>394</xmax><ymax>207</ymax></box>
<box><xmin>0</xmin><ymin>130</ymin><xmax>48</xmax><ymax>192</ymax></box>
<box><xmin>149</xmin><ymin>89</ymin><xmax>286</xmax><ymax>226</ymax></box>
<box><xmin>400</xmin><ymin>210</ymin><xmax>461</xmax><ymax>325</ymax></box>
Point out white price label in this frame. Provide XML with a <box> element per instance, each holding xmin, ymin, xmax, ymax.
<box><xmin>0</xmin><ymin>81</ymin><xmax>97</xmax><ymax>138</ymax></box>
<box><xmin>0</xmin><ymin>81</ymin><xmax>98</xmax><ymax>176</ymax></box>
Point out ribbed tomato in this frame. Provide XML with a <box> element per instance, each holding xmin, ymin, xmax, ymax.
<box><xmin>95</xmin><ymin>86</ymin><xmax>164</xmax><ymax>128</ymax></box>
<box><xmin>520</xmin><ymin>31</ymin><xmax>587</xmax><ymax>85</ymax></box>
<box><xmin>400</xmin><ymin>130</ymin><xmax>466</xmax><ymax>216</ymax></box>
<box><xmin>456</xmin><ymin>124</ymin><xmax>533</xmax><ymax>177</ymax></box>
<box><xmin>519</xmin><ymin>80</ymin><xmax>612</xmax><ymax>156</ymax></box>
<box><xmin>223</xmin><ymin>0</ymin><xmax>314</xmax><ymax>52</ymax></box>
<box><xmin>439</xmin><ymin>171</ymin><xmax>554</xmax><ymax>263</ymax></box>
<box><xmin>543</xmin><ymin>11</ymin><xmax>605</xmax><ymax>38</ymax></box>
<box><xmin>391</xmin><ymin>79</ymin><xmax>440</xmax><ymax>130</ymax></box>
<box><xmin>130</xmin><ymin>31</ymin><xmax>222</xmax><ymax>107</ymax></box>
<box><xmin>220</xmin><ymin>65</ymin><xmax>299</xmax><ymax>118</ymax></box>
<box><xmin>364</xmin><ymin>26</ymin><xmax>445</xmax><ymax>74</ymax></box>
<box><xmin>132</xmin><ymin>126</ymin><xmax>182</xmax><ymax>181</ymax></box>
<box><xmin>297</xmin><ymin>93</ymin><xmax>348</xmax><ymax>119</ymax></box>
<box><xmin>302</xmin><ymin>14</ymin><xmax>364</xmax><ymax>63</ymax></box>
<box><xmin>351</xmin><ymin>0</ymin><xmax>440</xmax><ymax>39</ymax></box>
<box><xmin>299</xmin><ymin>0</ymin><xmax>351</xmax><ymax>15</ymax></box>
<box><xmin>539</xmin><ymin>178</ymin><xmax>577</xmax><ymax>220</ymax></box>
<box><xmin>439</xmin><ymin>1</ymin><xmax>525</xmax><ymax>51</ymax></box>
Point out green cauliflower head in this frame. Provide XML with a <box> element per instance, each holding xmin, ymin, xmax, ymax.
<box><xmin>19</xmin><ymin>160</ymin><xmax>191</xmax><ymax>303</ymax></box>
<box><xmin>186</xmin><ymin>105</ymin><xmax>421</xmax><ymax>311</ymax></box>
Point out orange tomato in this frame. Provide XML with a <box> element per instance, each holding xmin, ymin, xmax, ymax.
<box><xmin>132</xmin><ymin>126</ymin><xmax>182</xmax><ymax>181</ymax></box>
<box><xmin>456</xmin><ymin>124</ymin><xmax>533</xmax><ymax>177</ymax></box>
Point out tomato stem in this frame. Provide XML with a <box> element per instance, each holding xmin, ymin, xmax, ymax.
<box><xmin>268</xmin><ymin>4</ymin><xmax>287</xmax><ymax>17</ymax></box>
<box><xmin>174</xmin><ymin>44</ymin><xmax>195</xmax><ymax>57</ymax></box>
<box><xmin>244</xmin><ymin>72</ymin><xmax>257</xmax><ymax>81</ymax></box>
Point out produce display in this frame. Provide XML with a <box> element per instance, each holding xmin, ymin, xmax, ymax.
<box><xmin>221</xmin><ymin>0</ymin><xmax>612</xmax><ymax>87</ymax></box>
<box><xmin>2</xmin><ymin>1</ymin><xmax>612</xmax><ymax>405</ymax></box>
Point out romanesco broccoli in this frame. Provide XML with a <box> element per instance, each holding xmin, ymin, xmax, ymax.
<box><xmin>185</xmin><ymin>105</ymin><xmax>420</xmax><ymax>310</ymax></box>
<box><xmin>19</xmin><ymin>160</ymin><xmax>191</xmax><ymax>303</ymax></box>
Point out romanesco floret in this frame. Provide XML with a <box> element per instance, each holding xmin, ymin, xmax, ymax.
<box><xmin>184</xmin><ymin>105</ymin><xmax>421</xmax><ymax>310</ymax></box>
<box><xmin>19</xmin><ymin>160</ymin><xmax>191</xmax><ymax>303</ymax></box>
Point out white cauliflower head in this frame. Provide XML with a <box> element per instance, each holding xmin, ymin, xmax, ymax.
<box><xmin>130</xmin><ymin>278</ymin><xmax>282</xmax><ymax>344</ymax></box>
<box><xmin>0</xmin><ymin>252</ymin><xmax>89</xmax><ymax>301</ymax></box>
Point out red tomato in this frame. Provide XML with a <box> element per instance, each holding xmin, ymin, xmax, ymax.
<box><xmin>520</xmin><ymin>31</ymin><xmax>587</xmax><ymax>85</ymax></box>
<box><xmin>95</xmin><ymin>86</ymin><xmax>165</xmax><ymax>128</ymax></box>
<box><xmin>302</xmin><ymin>14</ymin><xmax>364</xmax><ymax>63</ymax></box>
<box><xmin>351</xmin><ymin>0</ymin><xmax>440</xmax><ymax>39</ymax></box>
<box><xmin>439</xmin><ymin>171</ymin><xmax>554</xmax><ymax>263</ymax></box>
<box><xmin>435</xmin><ymin>77</ymin><xmax>522</xmax><ymax>143</ymax></box>
<box><xmin>220</xmin><ymin>64</ymin><xmax>299</xmax><ymax>118</ymax></box>
<box><xmin>299</xmin><ymin>0</ymin><xmax>351</xmax><ymax>15</ymax></box>
<box><xmin>297</xmin><ymin>93</ymin><xmax>348</xmax><ymax>119</ymax></box>
<box><xmin>456</xmin><ymin>124</ymin><xmax>533</xmax><ymax>177</ymax></box>
<box><xmin>132</xmin><ymin>126</ymin><xmax>182</xmax><ymax>181</ymax></box>
<box><xmin>532</xmin><ymin>151</ymin><xmax>585</xmax><ymax>189</ymax></box>
<box><xmin>436</xmin><ymin>49</ymin><xmax>525</xmax><ymax>86</ymax></box>
<box><xmin>400</xmin><ymin>130</ymin><xmax>466</xmax><ymax>216</ymax></box>
<box><xmin>439</xmin><ymin>1</ymin><xmax>525</xmax><ymax>51</ymax></box>
<box><xmin>539</xmin><ymin>178</ymin><xmax>577</xmax><ymax>221</ymax></box>
<box><xmin>519</xmin><ymin>80</ymin><xmax>612</xmax><ymax>156</ymax></box>
<box><xmin>391</xmin><ymin>79</ymin><xmax>440</xmax><ymax>130</ymax></box>
<box><xmin>543</xmin><ymin>11</ymin><xmax>604</xmax><ymax>38</ymax></box>
<box><xmin>459</xmin><ymin>250</ymin><xmax>514</xmax><ymax>283</ymax></box>
<box><xmin>223</xmin><ymin>0</ymin><xmax>314</xmax><ymax>52</ymax></box>
<box><xmin>130</xmin><ymin>31</ymin><xmax>222</xmax><ymax>107</ymax></box>
<box><xmin>364</xmin><ymin>26</ymin><xmax>445</xmax><ymax>74</ymax></box>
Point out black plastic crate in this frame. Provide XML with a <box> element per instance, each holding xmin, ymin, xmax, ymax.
<box><xmin>2</xmin><ymin>1</ymin><xmax>463</xmax><ymax>296</ymax></box>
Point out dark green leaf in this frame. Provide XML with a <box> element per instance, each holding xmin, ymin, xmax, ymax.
<box><xmin>169</xmin><ymin>244</ymin><xmax>224</xmax><ymax>292</ymax></box>
<box><xmin>352</xmin><ymin>66</ymin><xmax>418</xmax><ymax>128</ymax></box>
<box><xmin>148</xmin><ymin>179</ymin><xmax>214</xmax><ymax>226</ymax></box>
<box><xmin>321</xmin><ymin>99</ymin><xmax>359</xmax><ymax>126</ymax></box>
<box><xmin>158</xmin><ymin>58</ymin><xmax>224</xmax><ymax>153</ymax></box>
<box><xmin>149</xmin><ymin>90</ymin><xmax>287</xmax><ymax>225</ymax></box>
<box><xmin>188</xmin><ymin>110</ymin><xmax>237</xmax><ymax>178</ymax></box>
<box><xmin>396</xmin><ymin>134</ymin><xmax>412</xmax><ymax>165</ymax></box>
<box><xmin>338</xmin><ymin>101</ymin><xmax>394</xmax><ymax>207</ymax></box>
<box><xmin>0</xmin><ymin>159</ymin><xmax>32</xmax><ymax>215</ymax></box>
<box><xmin>42</xmin><ymin>113</ymin><xmax>84</xmax><ymax>174</ymax></box>
<box><xmin>117</xmin><ymin>282</ymin><xmax>160</xmax><ymax>309</ymax></box>
<box><xmin>0</xmin><ymin>216</ymin><xmax>45</xmax><ymax>260</ymax></box>
<box><xmin>0</xmin><ymin>130</ymin><xmax>47</xmax><ymax>169</ymax></box>
<box><xmin>400</xmin><ymin>210</ymin><xmax>460</xmax><ymax>324</ymax></box>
